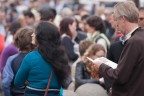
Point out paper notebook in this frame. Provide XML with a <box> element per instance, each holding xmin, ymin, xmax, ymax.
<box><xmin>87</xmin><ymin>57</ymin><xmax>117</xmax><ymax>69</ymax></box>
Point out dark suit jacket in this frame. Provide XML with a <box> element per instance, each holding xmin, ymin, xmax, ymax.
<box><xmin>75</xmin><ymin>31</ymin><xmax>87</xmax><ymax>44</ymax></box>
<box><xmin>107</xmin><ymin>41</ymin><xmax>124</xmax><ymax>63</ymax></box>
<box><xmin>99</xmin><ymin>28</ymin><xmax>144</xmax><ymax>96</ymax></box>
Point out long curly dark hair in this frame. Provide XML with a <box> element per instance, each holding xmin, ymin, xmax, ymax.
<box><xmin>36</xmin><ymin>21</ymin><xmax>71</xmax><ymax>88</ymax></box>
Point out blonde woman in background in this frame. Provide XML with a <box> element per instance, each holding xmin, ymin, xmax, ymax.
<box><xmin>75</xmin><ymin>43</ymin><xmax>106</xmax><ymax>90</ymax></box>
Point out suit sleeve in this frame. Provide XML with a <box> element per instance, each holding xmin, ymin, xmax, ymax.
<box><xmin>99</xmin><ymin>40</ymin><xmax>140</xmax><ymax>84</ymax></box>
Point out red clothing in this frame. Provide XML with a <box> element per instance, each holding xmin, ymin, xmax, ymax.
<box><xmin>116</xmin><ymin>33</ymin><xmax>123</xmax><ymax>37</ymax></box>
<box><xmin>0</xmin><ymin>34</ymin><xmax>5</xmax><ymax>54</ymax></box>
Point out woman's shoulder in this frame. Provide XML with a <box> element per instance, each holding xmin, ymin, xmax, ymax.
<box><xmin>24</xmin><ymin>50</ymin><xmax>41</xmax><ymax>60</ymax></box>
<box><xmin>6</xmin><ymin>53</ymin><xmax>20</xmax><ymax>64</ymax></box>
<box><xmin>61</xmin><ymin>36</ymin><xmax>73</xmax><ymax>45</ymax></box>
<box><xmin>62</xmin><ymin>35</ymin><xmax>71</xmax><ymax>41</ymax></box>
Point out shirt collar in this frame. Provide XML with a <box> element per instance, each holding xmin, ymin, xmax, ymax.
<box><xmin>123</xmin><ymin>26</ymin><xmax>139</xmax><ymax>43</ymax></box>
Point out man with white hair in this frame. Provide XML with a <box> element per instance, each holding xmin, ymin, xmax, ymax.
<box><xmin>92</xmin><ymin>1</ymin><xmax>144</xmax><ymax>96</ymax></box>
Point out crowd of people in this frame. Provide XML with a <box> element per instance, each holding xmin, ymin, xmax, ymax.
<box><xmin>0</xmin><ymin>0</ymin><xmax>144</xmax><ymax>96</ymax></box>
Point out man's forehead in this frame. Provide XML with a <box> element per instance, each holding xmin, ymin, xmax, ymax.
<box><xmin>112</xmin><ymin>14</ymin><xmax>118</xmax><ymax>20</ymax></box>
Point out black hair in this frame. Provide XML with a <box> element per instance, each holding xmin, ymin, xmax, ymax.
<box><xmin>86</xmin><ymin>15</ymin><xmax>106</xmax><ymax>34</ymax></box>
<box><xmin>36</xmin><ymin>22</ymin><xmax>71</xmax><ymax>88</ymax></box>
<box><xmin>59</xmin><ymin>17</ymin><xmax>75</xmax><ymax>38</ymax></box>
<box><xmin>9</xmin><ymin>21</ymin><xmax>22</xmax><ymax>35</ymax></box>
<box><xmin>39</xmin><ymin>8</ymin><xmax>57</xmax><ymax>21</ymax></box>
<box><xmin>23</xmin><ymin>10</ymin><xmax>34</xmax><ymax>18</ymax></box>
<box><xmin>81</xmin><ymin>14</ymin><xmax>89</xmax><ymax>21</ymax></box>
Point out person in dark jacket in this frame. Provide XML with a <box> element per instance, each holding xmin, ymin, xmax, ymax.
<box><xmin>75</xmin><ymin>43</ymin><xmax>106</xmax><ymax>90</ymax></box>
<box><xmin>107</xmin><ymin>40</ymin><xmax>124</xmax><ymax>64</ymax></box>
<box><xmin>74</xmin><ymin>40</ymin><xmax>93</xmax><ymax>89</ymax></box>
<box><xmin>107</xmin><ymin>13</ymin><xmax>124</xmax><ymax>63</ymax></box>
<box><xmin>93</xmin><ymin>1</ymin><xmax>144</xmax><ymax>96</ymax></box>
<box><xmin>75</xmin><ymin>18</ymin><xmax>87</xmax><ymax>44</ymax></box>
<box><xmin>60</xmin><ymin>17</ymin><xmax>79</xmax><ymax>63</ymax></box>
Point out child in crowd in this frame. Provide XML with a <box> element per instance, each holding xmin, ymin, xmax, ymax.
<box><xmin>2</xmin><ymin>27</ymin><xmax>35</xmax><ymax>96</ymax></box>
<box><xmin>75</xmin><ymin>43</ymin><xmax>106</xmax><ymax>90</ymax></box>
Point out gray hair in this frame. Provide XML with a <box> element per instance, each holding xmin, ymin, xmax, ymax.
<box><xmin>114</xmin><ymin>1</ymin><xmax>139</xmax><ymax>23</ymax></box>
<box><xmin>139</xmin><ymin>7</ymin><xmax>144</xmax><ymax>12</ymax></box>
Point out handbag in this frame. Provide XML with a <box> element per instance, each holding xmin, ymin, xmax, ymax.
<box><xmin>44</xmin><ymin>70</ymin><xmax>54</xmax><ymax>96</ymax></box>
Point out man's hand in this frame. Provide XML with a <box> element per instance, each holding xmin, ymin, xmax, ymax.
<box><xmin>92</xmin><ymin>58</ymin><xmax>103</xmax><ymax>71</ymax></box>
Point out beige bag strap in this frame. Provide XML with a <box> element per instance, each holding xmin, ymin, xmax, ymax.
<box><xmin>44</xmin><ymin>70</ymin><xmax>53</xmax><ymax>96</ymax></box>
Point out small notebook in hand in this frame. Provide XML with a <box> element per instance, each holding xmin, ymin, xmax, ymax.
<box><xmin>87</xmin><ymin>57</ymin><xmax>117</xmax><ymax>69</ymax></box>
<box><xmin>98</xmin><ymin>57</ymin><xmax>117</xmax><ymax>69</ymax></box>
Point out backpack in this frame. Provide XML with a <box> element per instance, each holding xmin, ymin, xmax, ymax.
<box><xmin>95</xmin><ymin>34</ymin><xmax>110</xmax><ymax>50</ymax></box>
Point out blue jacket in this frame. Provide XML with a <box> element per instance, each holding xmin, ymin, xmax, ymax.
<box><xmin>14</xmin><ymin>51</ymin><xmax>63</xmax><ymax>96</ymax></box>
<box><xmin>2</xmin><ymin>53</ymin><xmax>19</xmax><ymax>96</ymax></box>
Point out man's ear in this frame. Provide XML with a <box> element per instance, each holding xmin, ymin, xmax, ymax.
<box><xmin>122</xmin><ymin>16</ymin><xmax>126</xmax><ymax>23</ymax></box>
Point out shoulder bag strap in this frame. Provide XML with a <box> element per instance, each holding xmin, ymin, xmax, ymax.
<box><xmin>44</xmin><ymin>70</ymin><xmax>53</xmax><ymax>96</ymax></box>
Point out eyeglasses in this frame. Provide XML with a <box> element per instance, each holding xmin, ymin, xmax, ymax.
<box><xmin>139</xmin><ymin>17</ymin><xmax>144</xmax><ymax>21</ymax></box>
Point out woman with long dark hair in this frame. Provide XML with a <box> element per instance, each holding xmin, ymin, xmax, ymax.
<box><xmin>14</xmin><ymin>22</ymin><xmax>71</xmax><ymax>96</ymax></box>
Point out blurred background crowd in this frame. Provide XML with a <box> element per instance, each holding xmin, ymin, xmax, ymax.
<box><xmin>0</xmin><ymin>0</ymin><xmax>144</xmax><ymax>96</ymax></box>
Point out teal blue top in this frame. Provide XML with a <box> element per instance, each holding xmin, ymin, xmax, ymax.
<box><xmin>14</xmin><ymin>50</ymin><xmax>63</xmax><ymax>95</ymax></box>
